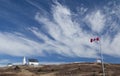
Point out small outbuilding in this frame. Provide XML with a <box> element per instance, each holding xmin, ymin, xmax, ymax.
<box><xmin>7</xmin><ymin>63</ymin><xmax>13</xmax><ymax>67</ymax></box>
<box><xmin>96</xmin><ymin>58</ymin><xmax>101</xmax><ymax>63</ymax></box>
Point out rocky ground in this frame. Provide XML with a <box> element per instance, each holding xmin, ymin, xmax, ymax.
<box><xmin>0</xmin><ymin>63</ymin><xmax>120</xmax><ymax>76</ymax></box>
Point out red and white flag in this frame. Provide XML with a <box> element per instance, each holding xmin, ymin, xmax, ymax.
<box><xmin>90</xmin><ymin>37</ymin><xmax>99</xmax><ymax>43</ymax></box>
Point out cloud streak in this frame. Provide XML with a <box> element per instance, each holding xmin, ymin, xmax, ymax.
<box><xmin>0</xmin><ymin>32</ymin><xmax>45</xmax><ymax>56</ymax></box>
<box><xmin>85</xmin><ymin>10</ymin><xmax>106</xmax><ymax>33</ymax></box>
<box><xmin>34</xmin><ymin>2</ymin><xmax>98</xmax><ymax>58</ymax></box>
<box><xmin>33</xmin><ymin>1</ymin><xmax>120</xmax><ymax>58</ymax></box>
<box><xmin>0</xmin><ymin>1</ymin><xmax>120</xmax><ymax>59</ymax></box>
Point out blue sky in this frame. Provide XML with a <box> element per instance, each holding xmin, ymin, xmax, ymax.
<box><xmin>0</xmin><ymin>0</ymin><xmax>120</xmax><ymax>66</ymax></box>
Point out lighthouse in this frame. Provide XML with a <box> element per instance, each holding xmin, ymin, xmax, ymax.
<box><xmin>23</xmin><ymin>56</ymin><xmax>27</xmax><ymax>65</ymax></box>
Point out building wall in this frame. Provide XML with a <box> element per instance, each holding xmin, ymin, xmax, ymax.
<box><xmin>28</xmin><ymin>62</ymin><xmax>39</xmax><ymax>66</ymax></box>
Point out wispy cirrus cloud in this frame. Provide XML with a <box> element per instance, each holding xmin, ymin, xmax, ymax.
<box><xmin>33</xmin><ymin>1</ymin><xmax>120</xmax><ymax>58</ymax></box>
<box><xmin>33</xmin><ymin>1</ymin><xmax>98</xmax><ymax>58</ymax></box>
<box><xmin>0</xmin><ymin>32</ymin><xmax>45</xmax><ymax>56</ymax></box>
<box><xmin>85</xmin><ymin>10</ymin><xmax>106</xmax><ymax>33</ymax></box>
<box><xmin>0</xmin><ymin>1</ymin><xmax>120</xmax><ymax>59</ymax></box>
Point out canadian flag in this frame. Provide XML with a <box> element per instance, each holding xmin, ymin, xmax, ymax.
<box><xmin>90</xmin><ymin>37</ymin><xmax>99</xmax><ymax>43</ymax></box>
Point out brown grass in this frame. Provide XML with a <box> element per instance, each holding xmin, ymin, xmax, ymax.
<box><xmin>0</xmin><ymin>63</ymin><xmax>120</xmax><ymax>76</ymax></box>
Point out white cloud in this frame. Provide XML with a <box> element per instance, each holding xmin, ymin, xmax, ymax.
<box><xmin>34</xmin><ymin>1</ymin><xmax>120</xmax><ymax>58</ymax></box>
<box><xmin>101</xmin><ymin>33</ymin><xmax>120</xmax><ymax>57</ymax></box>
<box><xmin>77</xmin><ymin>6</ymin><xmax>88</xmax><ymax>15</ymax></box>
<box><xmin>85</xmin><ymin>10</ymin><xmax>106</xmax><ymax>33</ymax></box>
<box><xmin>0</xmin><ymin>32</ymin><xmax>45</xmax><ymax>56</ymax></box>
<box><xmin>0</xmin><ymin>1</ymin><xmax>120</xmax><ymax>59</ymax></box>
<box><xmin>34</xmin><ymin>1</ymin><xmax>98</xmax><ymax>58</ymax></box>
<box><xmin>52</xmin><ymin>2</ymin><xmax>79</xmax><ymax>37</ymax></box>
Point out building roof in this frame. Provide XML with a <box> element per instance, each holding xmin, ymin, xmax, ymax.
<box><xmin>28</xmin><ymin>59</ymin><xmax>39</xmax><ymax>62</ymax></box>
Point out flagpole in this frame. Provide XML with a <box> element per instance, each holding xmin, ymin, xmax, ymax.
<box><xmin>99</xmin><ymin>39</ymin><xmax>105</xmax><ymax>76</ymax></box>
<box><xmin>90</xmin><ymin>37</ymin><xmax>105</xmax><ymax>76</ymax></box>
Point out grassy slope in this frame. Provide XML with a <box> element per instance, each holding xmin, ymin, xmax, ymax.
<box><xmin>0</xmin><ymin>63</ymin><xmax>120</xmax><ymax>76</ymax></box>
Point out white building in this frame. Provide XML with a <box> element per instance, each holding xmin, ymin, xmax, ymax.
<box><xmin>96</xmin><ymin>58</ymin><xmax>102</xmax><ymax>63</ymax></box>
<box><xmin>28</xmin><ymin>59</ymin><xmax>39</xmax><ymax>66</ymax></box>
<box><xmin>7</xmin><ymin>63</ymin><xmax>13</xmax><ymax>67</ymax></box>
<box><xmin>23</xmin><ymin>56</ymin><xmax>27</xmax><ymax>65</ymax></box>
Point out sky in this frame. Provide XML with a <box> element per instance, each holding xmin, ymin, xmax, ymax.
<box><xmin>0</xmin><ymin>0</ymin><xmax>120</xmax><ymax>66</ymax></box>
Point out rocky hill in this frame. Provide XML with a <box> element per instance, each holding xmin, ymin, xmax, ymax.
<box><xmin>0</xmin><ymin>63</ymin><xmax>120</xmax><ymax>76</ymax></box>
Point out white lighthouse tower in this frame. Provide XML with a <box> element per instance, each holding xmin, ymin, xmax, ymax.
<box><xmin>23</xmin><ymin>56</ymin><xmax>27</xmax><ymax>65</ymax></box>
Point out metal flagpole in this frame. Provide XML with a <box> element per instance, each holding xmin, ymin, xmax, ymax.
<box><xmin>90</xmin><ymin>37</ymin><xmax>105</xmax><ymax>76</ymax></box>
<box><xmin>99</xmin><ymin>39</ymin><xmax>105</xmax><ymax>76</ymax></box>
